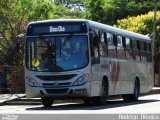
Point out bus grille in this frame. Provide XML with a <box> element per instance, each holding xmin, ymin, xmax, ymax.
<box><xmin>36</xmin><ymin>74</ymin><xmax>76</xmax><ymax>81</ymax></box>
<box><xmin>42</xmin><ymin>82</ymin><xmax>71</xmax><ymax>87</ymax></box>
<box><xmin>45</xmin><ymin>88</ymin><xmax>68</xmax><ymax>94</ymax></box>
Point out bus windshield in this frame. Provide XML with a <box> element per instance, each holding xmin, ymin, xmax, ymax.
<box><xmin>26</xmin><ymin>35</ymin><xmax>89</xmax><ymax>72</ymax></box>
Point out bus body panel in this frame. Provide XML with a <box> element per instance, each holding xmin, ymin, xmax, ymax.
<box><xmin>97</xmin><ymin>58</ymin><xmax>153</xmax><ymax>96</ymax></box>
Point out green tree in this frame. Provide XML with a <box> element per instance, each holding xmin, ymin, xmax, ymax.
<box><xmin>0</xmin><ymin>0</ymin><xmax>32</xmax><ymax>65</ymax></box>
<box><xmin>85</xmin><ymin>0</ymin><xmax>105</xmax><ymax>23</ymax></box>
<box><xmin>115</xmin><ymin>11</ymin><xmax>160</xmax><ymax>53</ymax></box>
<box><xmin>85</xmin><ymin>0</ymin><xmax>160</xmax><ymax>25</ymax></box>
<box><xmin>0</xmin><ymin>0</ymin><xmax>85</xmax><ymax>66</ymax></box>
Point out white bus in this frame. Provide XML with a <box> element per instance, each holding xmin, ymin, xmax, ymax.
<box><xmin>25</xmin><ymin>19</ymin><xmax>153</xmax><ymax>107</ymax></box>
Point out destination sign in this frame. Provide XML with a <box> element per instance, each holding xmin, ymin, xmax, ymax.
<box><xmin>27</xmin><ymin>22</ymin><xmax>87</xmax><ymax>36</ymax></box>
<box><xmin>49</xmin><ymin>26</ymin><xmax>65</xmax><ymax>32</ymax></box>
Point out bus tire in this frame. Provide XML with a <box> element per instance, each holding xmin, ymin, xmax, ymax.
<box><xmin>83</xmin><ymin>98</ymin><xmax>92</xmax><ymax>105</ymax></box>
<box><xmin>123</xmin><ymin>80</ymin><xmax>140</xmax><ymax>102</ymax></box>
<box><xmin>132</xmin><ymin>79</ymin><xmax>140</xmax><ymax>101</ymax></box>
<box><xmin>92</xmin><ymin>80</ymin><xmax>108</xmax><ymax>105</ymax></box>
<box><xmin>41</xmin><ymin>97</ymin><xmax>54</xmax><ymax>107</ymax></box>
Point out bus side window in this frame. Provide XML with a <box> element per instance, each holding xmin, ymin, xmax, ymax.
<box><xmin>100</xmin><ymin>32</ymin><xmax>108</xmax><ymax>57</ymax></box>
<box><xmin>137</xmin><ymin>40</ymin><xmax>141</xmax><ymax>61</ymax></box>
<box><xmin>132</xmin><ymin>39</ymin><xmax>140</xmax><ymax>61</ymax></box>
<box><xmin>146</xmin><ymin>43</ymin><xmax>152</xmax><ymax>62</ymax></box>
<box><xmin>125</xmin><ymin>37</ymin><xmax>133</xmax><ymax>60</ymax></box>
<box><xmin>140</xmin><ymin>41</ymin><xmax>147</xmax><ymax>62</ymax></box>
<box><xmin>117</xmin><ymin>35</ymin><xmax>125</xmax><ymax>59</ymax></box>
<box><xmin>107</xmin><ymin>33</ymin><xmax>116</xmax><ymax>58</ymax></box>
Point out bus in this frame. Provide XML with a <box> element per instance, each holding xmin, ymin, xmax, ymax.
<box><xmin>25</xmin><ymin>19</ymin><xmax>153</xmax><ymax>107</ymax></box>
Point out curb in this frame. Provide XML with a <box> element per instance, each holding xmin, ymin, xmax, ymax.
<box><xmin>0</xmin><ymin>94</ymin><xmax>26</xmax><ymax>106</ymax></box>
<box><xmin>146</xmin><ymin>88</ymin><xmax>160</xmax><ymax>95</ymax></box>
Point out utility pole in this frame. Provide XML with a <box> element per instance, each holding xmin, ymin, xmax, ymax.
<box><xmin>153</xmin><ymin>0</ymin><xmax>157</xmax><ymax>86</ymax></box>
<box><xmin>153</xmin><ymin>0</ymin><xmax>157</xmax><ymax>54</ymax></box>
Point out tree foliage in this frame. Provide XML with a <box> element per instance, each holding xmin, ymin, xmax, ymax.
<box><xmin>115</xmin><ymin>11</ymin><xmax>160</xmax><ymax>53</ymax></box>
<box><xmin>0</xmin><ymin>0</ymin><xmax>30</xmax><ymax>65</ymax></box>
<box><xmin>85</xmin><ymin>0</ymin><xmax>104</xmax><ymax>23</ymax></box>
<box><xmin>0</xmin><ymin>0</ymin><xmax>85</xmax><ymax>66</ymax></box>
<box><xmin>85</xmin><ymin>0</ymin><xmax>160</xmax><ymax>25</ymax></box>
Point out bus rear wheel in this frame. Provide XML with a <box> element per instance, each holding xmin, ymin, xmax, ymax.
<box><xmin>122</xmin><ymin>80</ymin><xmax>140</xmax><ymax>102</ymax></box>
<box><xmin>41</xmin><ymin>97</ymin><xmax>54</xmax><ymax>107</ymax></box>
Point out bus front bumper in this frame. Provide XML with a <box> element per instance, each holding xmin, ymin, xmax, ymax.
<box><xmin>25</xmin><ymin>82</ymin><xmax>91</xmax><ymax>99</ymax></box>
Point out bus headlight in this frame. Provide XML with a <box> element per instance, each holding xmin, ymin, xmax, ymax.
<box><xmin>73</xmin><ymin>76</ymin><xmax>87</xmax><ymax>86</ymax></box>
<box><xmin>28</xmin><ymin>77</ymin><xmax>40</xmax><ymax>87</ymax></box>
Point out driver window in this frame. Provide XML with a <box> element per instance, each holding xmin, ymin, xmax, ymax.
<box><xmin>93</xmin><ymin>34</ymin><xmax>100</xmax><ymax>58</ymax></box>
<box><xmin>90</xmin><ymin>29</ymin><xmax>100</xmax><ymax>64</ymax></box>
<box><xmin>90</xmin><ymin>29</ymin><xmax>100</xmax><ymax>57</ymax></box>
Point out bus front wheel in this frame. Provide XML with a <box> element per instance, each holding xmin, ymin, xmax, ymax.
<box><xmin>41</xmin><ymin>97</ymin><xmax>54</xmax><ymax>107</ymax></box>
<box><xmin>83</xmin><ymin>98</ymin><xmax>92</xmax><ymax>105</ymax></box>
<box><xmin>92</xmin><ymin>80</ymin><xmax>108</xmax><ymax>105</ymax></box>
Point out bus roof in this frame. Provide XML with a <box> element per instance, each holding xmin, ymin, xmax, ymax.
<box><xmin>88</xmin><ymin>20</ymin><xmax>151</xmax><ymax>42</ymax></box>
<box><xmin>28</xmin><ymin>19</ymin><xmax>151</xmax><ymax>42</ymax></box>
